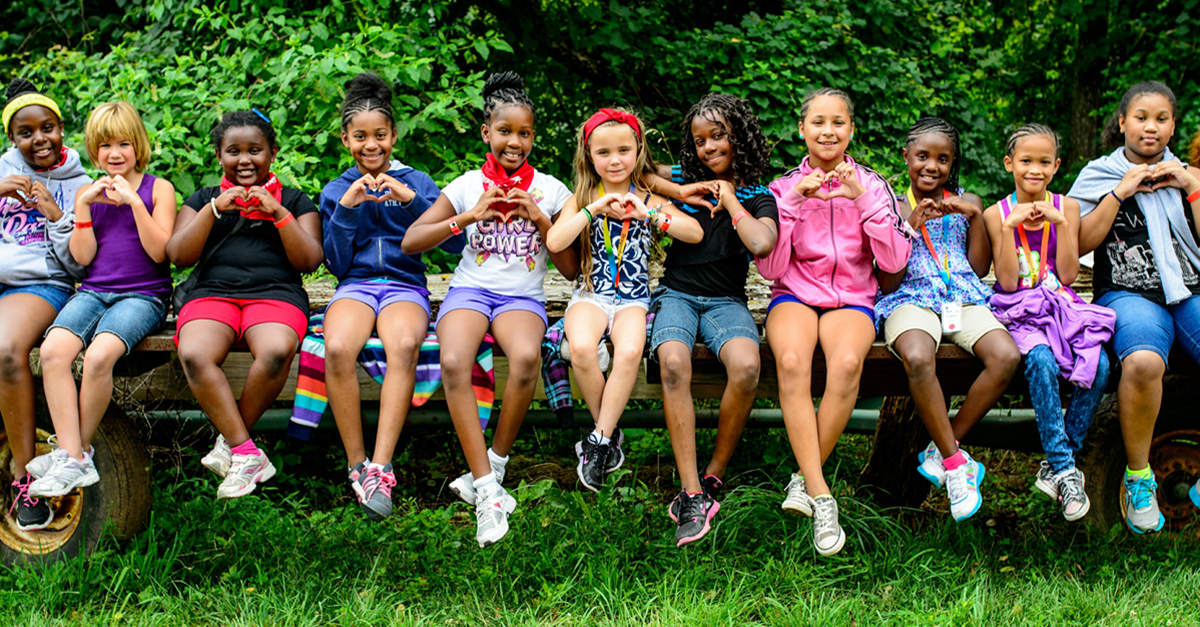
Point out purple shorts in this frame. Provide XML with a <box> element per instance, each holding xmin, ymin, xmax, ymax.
<box><xmin>329</xmin><ymin>280</ymin><xmax>431</xmax><ymax>318</ymax></box>
<box><xmin>436</xmin><ymin>286</ymin><xmax>548</xmax><ymax>327</ymax></box>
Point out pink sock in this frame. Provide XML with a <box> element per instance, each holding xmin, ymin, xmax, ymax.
<box><xmin>943</xmin><ymin>450</ymin><xmax>967</xmax><ymax>471</ymax></box>
<box><xmin>230</xmin><ymin>439</ymin><xmax>261</xmax><ymax>457</ymax></box>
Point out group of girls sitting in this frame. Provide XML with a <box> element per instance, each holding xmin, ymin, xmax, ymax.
<box><xmin>3</xmin><ymin>72</ymin><xmax>1198</xmax><ymax>555</ymax></box>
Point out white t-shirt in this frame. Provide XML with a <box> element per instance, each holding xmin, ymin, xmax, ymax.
<box><xmin>441</xmin><ymin>168</ymin><xmax>571</xmax><ymax>301</ymax></box>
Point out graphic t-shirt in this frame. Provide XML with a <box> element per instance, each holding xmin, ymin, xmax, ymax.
<box><xmin>181</xmin><ymin>186</ymin><xmax>319</xmax><ymax>312</ymax></box>
<box><xmin>441</xmin><ymin>168</ymin><xmax>571</xmax><ymax>301</ymax></box>
<box><xmin>1093</xmin><ymin>195</ymin><xmax>1200</xmax><ymax>305</ymax></box>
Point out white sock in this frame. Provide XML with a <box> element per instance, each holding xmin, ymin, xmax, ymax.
<box><xmin>368</xmin><ymin>462</ymin><xmax>384</xmax><ymax>471</ymax></box>
<box><xmin>487</xmin><ymin>448</ymin><xmax>509</xmax><ymax>468</ymax></box>
<box><xmin>472</xmin><ymin>472</ymin><xmax>498</xmax><ymax>491</ymax></box>
<box><xmin>592</xmin><ymin>430</ymin><xmax>611</xmax><ymax>446</ymax></box>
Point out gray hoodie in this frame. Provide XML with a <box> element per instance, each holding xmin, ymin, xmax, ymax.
<box><xmin>0</xmin><ymin>146</ymin><xmax>90</xmax><ymax>288</ymax></box>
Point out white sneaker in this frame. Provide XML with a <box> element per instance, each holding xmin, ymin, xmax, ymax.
<box><xmin>1034</xmin><ymin>460</ymin><xmax>1058</xmax><ymax>500</ymax></box>
<box><xmin>946</xmin><ymin>455</ymin><xmax>985</xmax><ymax>522</ymax></box>
<box><xmin>475</xmin><ymin>483</ymin><xmax>517</xmax><ymax>548</ymax></box>
<box><xmin>1054</xmin><ymin>467</ymin><xmax>1090</xmax><ymax>522</ymax></box>
<box><xmin>29</xmin><ymin>454</ymin><xmax>100</xmax><ymax>497</ymax></box>
<box><xmin>201</xmin><ymin>435</ymin><xmax>232</xmax><ymax>478</ymax></box>
<box><xmin>449</xmin><ymin>454</ymin><xmax>507</xmax><ymax>505</ymax></box>
<box><xmin>28</xmin><ymin>446</ymin><xmax>67</xmax><ymax>480</ymax></box>
<box><xmin>781</xmin><ymin>473</ymin><xmax>814</xmax><ymax>518</ymax></box>
<box><xmin>216</xmin><ymin>451</ymin><xmax>276</xmax><ymax>499</ymax></box>
<box><xmin>917</xmin><ymin>440</ymin><xmax>946</xmax><ymax>487</ymax></box>
<box><xmin>811</xmin><ymin>495</ymin><xmax>846</xmax><ymax>557</ymax></box>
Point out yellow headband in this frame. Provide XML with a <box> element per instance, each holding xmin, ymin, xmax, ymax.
<box><xmin>3</xmin><ymin>93</ymin><xmax>62</xmax><ymax>134</ymax></box>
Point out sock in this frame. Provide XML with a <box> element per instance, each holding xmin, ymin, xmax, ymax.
<box><xmin>367</xmin><ymin>462</ymin><xmax>384</xmax><ymax>471</ymax></box>
<box><xmin>230</xmin><ymin>439</ymin><xmax>261</xmax><ymax>457</ymax></box>
<box><xmin>943</xmin><ymin>450</ymin><xmax>968</xmax><ymax>471</ymax></box>
<box><xmin>592</xmin><ymin>430</ymin><xmax>611</xmax><ymax>446</ymax></box>
<box><xmin>473</xmin><ymin>472</ymin><xmax>498</xmax><ymax>491</ymax></box>
<box><xmin>487</xmin><ymin>448</ymin><xmax>509</xmax><ymax>468</ymax></box>
<box><xmin>1126</xmin><ymin>466</ymin><xmax>1154</xmax><ymax>481</ymax></box>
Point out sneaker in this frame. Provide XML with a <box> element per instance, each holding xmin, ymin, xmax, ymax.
<box><xmin>669</xmin><ymin>473</ymin><xmax>722</xmax><ymax>522</ymax></box>
<box><xmin>1122</xmin><ymin>475</ymin><xmax>1165</xmax><ymax>534</ymax></box>
<box><xmin>811</xmin><ymin>494</ymin><xmax>846</xmax><ymax>557</ymax></box>
<box><xmin>348</xmin><ymin>459</ymin><xmax>370</xmax><ymax>503</ymax></box>
<box><xmin>29</xmin><ymin>454</ymin><xmax>99</xmax><ymax>497</ymax></box>
<box><xmin>27</xmin><ymin>435</ymin><xmax>62</xmax><ymax>479</ymax></box>
<box><xmin>674</xmin><ymin>489</ymin><xmax>720</xmax><ymax>547</ymax></box>
<box><xmin>475</xmin><ymin>483</ymin><xmax>517</xmax><ymax>548</ymax></box>
<box><xmin>917</xmin><ymin>441</ymin><xmax>946</xmax><ymax>487</ymax></box>
<box><xmin>9</xmin><ymin>475</ymin><xmax>53</xmax><ymax>531</ymax></box>
<box><xmin>449</xmin><ymin>455</ymin><xmax>507</xmax><ymax>506</ymax></box>
<box><xmin>781</xmin><ymin>473</ymin><xmax>814</xmax><ymax>517</ymax></box>
<box><xmin>1034</xmin><ymin>460</ymin><xmax>1058</xmax><ymax>500</ymax></box>
<box><xmin>216</xmin><ymin>451</ymin><xmax>276</xmax><ymax>499</ymax></box>
<box><xmin>946</xmin><ymin>455</ymin><xmax>985</xmax><ymax>522</ymax></box>
<box><xmin>575</xmin><ymin>429</ymin><xmax>625</xmax><ymax>492</ymax></box>
<box><xmin>1054</xmin><ymin>467</ymin><xmax>1090</xmax><ymax>522</ymax></box>
<box><xmin>201</xmin><ymin>435</ymin><xmax>232</xmax><ymax>478</ymax></box>
<box><xmin>359</xmin><ymin>464</ymin><xmax>397</xmax><ymax>521</ymax></box>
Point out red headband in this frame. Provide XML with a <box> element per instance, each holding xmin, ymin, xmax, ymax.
<box><xmin>583</xmin><ymin>108</ymin><xmax>642</xmax><ymax>145</ymax></box>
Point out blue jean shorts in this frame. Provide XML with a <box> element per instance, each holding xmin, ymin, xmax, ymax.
<box><xmin>48</xmin><ymin>289</ymin><xmax>167</xmax><ymax>354</ymax></box>
<box><xmin>648</xmin><ymin>285</ymin><xmax>759</xmax><ymax>360</ymax></box>
<box><xmin>0</xmin><ymin>283</ymin><xmax>72</xmax><ymax>312</ymax></box>
<box><xmin>1094</xmin><ymin>290</ymin><xmax>1200</xmax><ymax>367</ymax></box>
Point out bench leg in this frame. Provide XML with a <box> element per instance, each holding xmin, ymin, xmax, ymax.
<box><xmin>860</xmin><ymin>395</ymin><xmax>932</xmax><ymax>508</ymax></box>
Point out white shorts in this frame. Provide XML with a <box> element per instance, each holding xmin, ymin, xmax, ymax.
<box><xmin>564</xmin><ymin>291</ymin><xmax>649</xmax><ymax>333</ymax></box>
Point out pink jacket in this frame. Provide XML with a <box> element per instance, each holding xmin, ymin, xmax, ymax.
<box><xmin>757</xmin><ymin>156</ymin><xmax>914</xmax><ymax>310</ymax></box>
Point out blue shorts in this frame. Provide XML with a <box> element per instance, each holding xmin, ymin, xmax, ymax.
<box><xmin>1095</xmin><ymin>290</ymin><xmax>1200</xmax><ymax>368</ymax></box>
<box><xmin>329</xmin><ymin>279</ymin><xmax>432</xmax><ymax>318</ymax></box>
<box><xmin>0</xmin><ymin>283</ymin><xmax>72</xmax><ymax>312</ymax></box>
<box><xmin>48</xmin><ymin>290</ymin><xmax>167</xmax><ymax>354</ymax></box>
<box><xmin>766</xmin><ymin>293</ymin><xmax>874</xmax><ymax>323</ymax></box>
<box><xmin>436</xmin><ymin>286</ymin><xmax>548</xmax><ymax>327</ymax></box>
<box><xmin>648</xmin><ymin>285</ymin><xmax>759</xmax><ymax>360</ymax></box>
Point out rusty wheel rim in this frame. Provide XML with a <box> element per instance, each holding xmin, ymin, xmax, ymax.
<box><xmin>1149</xmin><ymin>429</ymin><xmax>1200</xmax><ymax>532</ymax></box>
<box><xmin>0</xmin><ymin>429</ymin><xmax>85</xmax><ymax>555</ymax></box>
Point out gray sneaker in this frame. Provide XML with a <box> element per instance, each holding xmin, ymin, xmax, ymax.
<box><xmin>359</xmin><ymin>464</ymin><xmax>396</xmax><ymax>521</ymax></box>
<box><xmin>29</xmin><ymin>453</ymin><xmax>99</xmax><ymax>497</ymax></box>
<box><xmin>1054</xmin><ymin>467</ymin><xmax>1089</xmax><ymax>522</ymax></box>
<box><xmin>449</xmin><ymin>455</ymin><xmax>507</xmax><ymax>505</ymax></box>
<box><xmin>475</xmin><ymin>483</ymin><xmax>517</xmax><ymax>548</ymax></box>
<box><xmin>1122</xmin><ymin>475</ymin><xmax>1165</xmax><ymax>534</ymax></box>
<box><xmin>811</xmin><ymin>495</ymin><xmax>846</xmax><ymax>557</ymax></box>
<box><xmin>781</xmin><ymin>473</ymin><xmax>814</xmax><ymax>517</ymax></box>
<box><xmin>1034</xmin><ymin>460</ymin><xmax>1058</xmax><ymax>500</ymax></box>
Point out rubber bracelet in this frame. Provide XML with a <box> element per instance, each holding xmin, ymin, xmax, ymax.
<box><xmin>658</xmin><ymin>212</ymin><xmax>672</xmax><ymax>232</ymax></box>
<box><xmin>1188</xmin><ymin>189</ymin><xmax>1200</xmax><ymax>204</ymax></box>
<box><xmin>74</xmin><ymin>220</ymin><xmax>92</xmax><ymax>229</ymax></box>
<box><xmin>732</xmin><ymin>210</ymin><xmax>751</xmax><ymax>228</ymax></box>
<box><xmin>1109</xmin><ymin>190</ymin><xmax>1124</xmax><ymax>204</ymax></box>
<box><xmin>580</xmin><ymin>205</ymin><xmax>593</xmax><ymax>222</ymax></box>
<box><xmin>448</xmin><ymin>217</ymin><xmax>462</xmax><ymax>235</ymax></box>
<box><xmin>274</xmin><ymin>213</ymin><xmax>295</xmax><ymax>229</ymax></box>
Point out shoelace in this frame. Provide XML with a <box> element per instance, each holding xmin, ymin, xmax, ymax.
<box><xmin>678</xmin><ymin>492</ymin><xmax>707</xmax><ymax>524</ymax></box>
<box><xmin>813</xmin><ymin>498</ymin><xmax>838</xmax><ymax>536</ymax></box>
<box><xmin>946</xmin><ymin>465</ymin><xmax>972</xmax><ymax>501</ymax></box>
<box><xmin>475</xmin><ymin>488</ymin><xmax>506</xmax><ymax>526</ymax></box>
<box><xmin>362</xmin><ymin>468</ymin><xmax>396</xmax><ymax>499</ymax></box>
<box><xmin>785</xmin><ymin>476</ymin><xmax>805</xmax><ymax>499</ymax></box>
<box><xmin>1057</xmin><ymin>473</ymin><xmax>1085</xmax><ymax>503</ymax></box>
<box><xmin>9</xmin><ymin>478</ymin><xmax>39</xmax><ymax>516</ymax></box>
<box><xmin>1127</xmin><ymin>477</ymin><xmax>1158</xmax><ymax>510</ymax></box>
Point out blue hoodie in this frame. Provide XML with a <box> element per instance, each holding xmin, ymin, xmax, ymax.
<box><xmin>320</xmin><ymin>161</ymin><xmax>464</xmax><ymax>289</ymax></box>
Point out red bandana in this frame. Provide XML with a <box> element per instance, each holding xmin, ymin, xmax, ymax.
<box><xmin>220</xmin><ymin>173</ymin><xmax>282</xmax><ymax>221</ymax></box>
<box><xmin>480</xmin><ymin>154</ymin><xmax>535</xmax><ymax>216</ymax></box>
<box><xmin>583</xmin><ymin>108</ymin><xmax>642</xmax><ymax>145</ymax></box>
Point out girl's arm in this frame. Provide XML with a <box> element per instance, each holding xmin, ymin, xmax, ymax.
<box><xmin>321</xmin><ymin>189</ymin><xmax>359</xmax><ymax>280</ymax></box>
<box><xmin>655</xmin><ymin>195</ymin><xmax>703</xmax><ymax>244</ymax></box>
<box><xmin>251</xmin><ymin>187</ymin><xmax>324</xmax><ymax>273</ymax></box>
<box><xmin>1078</xmin><ymin>164</ymin><xmax>1152</xmax><ymax>254</ymax></box>
<box><xmin>946</xmin><ymin>193</ymin><xmax>990</xmax><ymax>278</ymax></box>
<box><xmin>401</xmin><ymin>187</ymin><xmax>503</xmax><ymax>255</ymax></box>
<box><xmin>550</xmin><ymin>213</ymin><xmax>582</xmax><ymax>282</ymax></box>
<box><xmin>755</xmin><ymin>179</ymin><xmax>804</xmax><ymax>281</ymax></box>
<box><xmin>134</xmin><ymin>176</ymin><xmax>178</xmax><ymax>264</ymax></box>
<box><xmin>1149</xmin><ymin>161</ymin><xmax>1200</xmax><ymax>239</ymax></box>
<box><xmin>166</xmin><ymin>200</ymin><xmax>218</xmax><ymax>268</ymax></box>
<box><xmin>546</xmin><ymin>194</ymin><xmax>592</xmax><ymax>254</ymax></box>
<box><xmin>1051</xmin><ymin>197</ymin><xmax>1081</xmax><ymax>286</ymax></box>
<box><xmin>985</xmin><ymin>203</ymin><xmax>1023</xmax><ymax>293</ymax></box>
<box><xmin>850</xmin><ymin>167</ymin><xmax>911</xmax><ymax>274</ymax></box>
<box><xmin>69</xmin><ymin>182</ymin><xmax>101</xmax><ymax>266</ymax></box>
<box><xmin>877</xmin><ymin>268</ymin><xmax>906</xmax><ymax>294</ymax></box>
<box><xmin>715</xmin><ymin>180</ymin><xmax>777</xmax><ymax>257</ymax></box>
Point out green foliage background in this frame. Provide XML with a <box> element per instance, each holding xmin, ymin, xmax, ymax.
<box><xmin>2</xmin><ymin>0</ymin><xmax>1198</xmax><ymax>215</ymax></box>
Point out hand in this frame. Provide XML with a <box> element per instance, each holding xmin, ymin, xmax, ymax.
<box><xmin>1147</xmin><ymin>160</ymin><xmax>1200</xmax><ymax>194</ymax></box>
<box><xmin>906</xmin><ymin>197</ymin><xmax>942</xmax><ymax>230</ymax></box>
<box><xmin>369</xmin><ymin>173</ymin><xmax>417</xmax><ymax>204</ymax></box>
<box><xmin>939</xmin><ymin>195</ymin><xmax>979</xmax><ymax>218</ymax></box>
<box><xmin>507</xmin><ymin>188</ymin><xmax>548</xmax><ymax>227</ymax></box>
<box><xmin>0</xmin><ymin>175</ymin><xmax>34</xmax><ymax>206</ymax></box>
<box><xmin>339</xmin><ymin>175</ymin><xmax>375</xmax><ymax>208</ymax></box>
<box><xmin>110</xmin><ymin>175</ymin><xmax>139</xmax><ymax>206</ymax></box>
<box><xmin>822</xmin><ymin>162</ymin><xmax>865</xmax><ymax>201</ymax></box>
<box><xmin>1034</xmin><ymin>200</ymin><xmax>1066</xmax><ymax>226</ymax></box>
<box><xmin>1002</xmin><ymin>202</ymin><xmax>1042</xmax><ymax>229</ymax></box>
<box><xmin>213</xmin><ymin>186</ymin><xmax>249</xmax><ymax>214</ymax></box>
<box><xmin>1115</xmin><ymin>164</ymin><xmax>1154</xmax><ymax>198</ymax></box>
<box><xmin>587</xmin><ymin>192</ymin><xmax>627</xmax><ymax>221</ymax></box>
<box><xmin>79</xmin><ymin>178</ymin><xmax>120</xmax><ymax>207</ymax></box>
<box><xmin>621</xmin><ymin>193</ymin><xmax>650</xmax><ymax>222</ymax></box>
<box><xmin>711</xmin><ymin>180</ymin><xmax>738</xmax><ymax>217</ymax></box>
<box><xmin>678</xmin><ymin>181</ymin><xmax>719</xmax><ymax>210</ymax></box>
<box><xmin>29</xmin><ymin>181</ymin><xmax>63</xmax><ymax>221</ymax></box>
<box><xmin>793</xmin><ymin>168</ymin><xmax>827</xmax><ymax>199</ymax></box>
<box><xmin>247</xmin><ymin>186</ymin><xmax>285</xmax><ymax>218</ymax></box>
<box><xmin>463</xmin><ymin>186</ymin><xmax>505</xmax><ymax>225</ymax></box>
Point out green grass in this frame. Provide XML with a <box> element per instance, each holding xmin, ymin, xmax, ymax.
<box><xmin>2</xmin><ymin>429</ymin><xmax>1198</xmax><ymax>626</ymax></box>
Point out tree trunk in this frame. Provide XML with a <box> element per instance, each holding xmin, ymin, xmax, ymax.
<box><xmin>1066</xmin><ymin>1</ymin><xmax>1110</xmax><ymax>170</ymax></box>
<box><xmin>859</xmin><ymin>396</ymin><xmax>932</xmax><ymax>508</ymax></box>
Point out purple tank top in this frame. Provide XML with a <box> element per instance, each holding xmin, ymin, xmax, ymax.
<box><xmin>997</xmin><ymin>192</ymin><xmax>1063</xmax><ymax>293</ymax></box>
<box><xmin>79</xmin><ymin>174</ymin><xmax>172</xmax><ymax>300</ymax></box>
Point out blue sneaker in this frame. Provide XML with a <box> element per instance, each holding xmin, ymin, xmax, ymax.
<box><xmin>1190</xmin><ymin>479</ymin><xmax>1200</xmax><ymax>509</ymax></box>
<box><xmin>946</xmin><ymin>455</ymin><xmax>985</xmax><ymax>522</ymax></box>
<box><xmin>1122</xmin><ymin>475</ymin><xmax>1165</xmax><ymax>534</ymax></box>
<box><xmin>917</xmin><ymin>440</ymin><xmax>946</xmax><ymax>488</ymax></box>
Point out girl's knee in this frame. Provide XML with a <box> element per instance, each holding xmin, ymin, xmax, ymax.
<box><xmin>81</xmin><ymin>345</ymin><xmax>122</xmax><ymax>379</ymax></box>
<box><xmin>612</xmin><ymin>341</ymin><xmax>643</xmax><ymax>367</ymax></box>
<box><xmin>828</xmin><ymin>352</ymin><xmax>864</xmax><ymax>382</ymax></box>
<box><xmin>567</xmin><ymin>337</ymin><xmax>599</xmax><ymax>366</ymax></box>
<box><xmin>1122</xmin><ymin>351</ymin><xmax>1165</xmax><ymax>385</ymax></box>
<box><xmin>775</xmin><ymin>351</ymin><xmax>811</xmax><ymax>380</ymax></box>
<box><xmin>39</xmin><ymin>337</ymin><xmax>80</xmax><ymax>373</ymax></box>
<box><xmin>506</xmin><ymin>346</ymin><xmax>541</xmax><ymax>379</ymax></box>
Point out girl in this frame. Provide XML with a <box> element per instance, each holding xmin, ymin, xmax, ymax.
<box><xmin>31</xmin><ymin>102</ymin><xmax>176</xmax><ymax>498</ymax></box>
<box><xmin>987</xmin><ymin>124</ymin><xmax>1114</xmax><ymax>522</ymax></box>
<box><xmin>1069</xmin><ymin>82</ymin><xmax>1200</xmax><ymax>531</ymax></box>
<box><xmin>758</xmin><ymin>88</ymin><xmax>912</xmax><ymax>557</ymax></box>
<box><xmin>401</xmin><ymin>72</ymin><xmax>577</xmax><ymax>547</ymax></box>
<box><xmin>165</xmin><ymin>110</ymin><xmax>324</xmax><ymax>499</ymax></box>
<box><xmin>545</xmin><ymin>108</ymin><xmax>702</xmax><ymax>493</ymax></box>
<box><xmin>875</xmin><ymin>118</ymin><xmax>1021</xmax><ymax>523</ymax></box>
<box><xmin>645</xmin><ymin>93</ymin><xmax>778</xmax><ymax>548</ymax></box>
<box><xmin>321</xmin><ymin>73</ymin><xmax>463</xmax><ymax>521</ymax></box>
<box><xmin>1</xmin><ymin>79</ymin><xmax>90</xmax><ymax>531</ymax></box>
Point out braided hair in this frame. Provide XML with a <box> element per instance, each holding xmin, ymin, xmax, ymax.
<box><xmin>799</xmin><ymin>87</ymin><xmax>855</xmax><ymax>124</ymax></box>
<box><xmin>211</xmin><ymin>110</ymin><xmax>277</xmax><ymax>153</ymax></box>
<box><xmin>1006</xmin><ymin>123</ymin><xmax>1059</xmax><ymax>158</ymax></box>
<box><xmin>905</xmin><ymin>117</ymin><xmax>963</xmax><ymax>193</ymax></box>
<box><xmin>678</xmin><ymin>93</ymin><xmax>770</xmax><ymax>186</ymax></box>
<box><xmin>5</xmin><ymin>77</ymin><xmax>40</xmax><ymax>101</ymax></box>
<box><xmin>340</xmin><ymin>73</ymin><xmax>395</xmax><ymax>130</ymax></box>
<box><xmin>482</xmin><ymin>71</ymin><xmax>534</xmax><ymax>124</ymax></box>
<box><xmin>1102</xmin><ymin>81</ymin><xmax>1178</xmax><ymax>150</ymax></box>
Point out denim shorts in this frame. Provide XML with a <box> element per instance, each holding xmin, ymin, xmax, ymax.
<box><xmin>48</xmin><ymin>290</ymin><xmax>167</xmax><ymax>354</ymax></box>
<box><xmin>329</xmin><ymin>279</ymin><xmax>432</xmax><ymax>318</ymax></box>
<box><xmin>1095</xmin><ymin>290</ymin><xmax>1200</xmax><ymax>367</ymax></box>
<box><xmin>648</xmin><ymin>285</ymin><xmax>759</xmax><ymax>360</ymax></box>
<box><xmin>0</xmin><ymin>283</ymin><xmax>72</xmax><ymax>312</ymax></box>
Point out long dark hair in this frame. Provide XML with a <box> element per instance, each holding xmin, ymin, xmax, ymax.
<box><xmin>678</xmin><ymin>93</ymin><xmax>770</xmax><ymax>186</ymax></box>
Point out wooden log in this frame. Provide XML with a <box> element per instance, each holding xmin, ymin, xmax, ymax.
<box><xmin>858</xmin><ymin>395</ymin><xmax>932</xmax><ymax>508</ymax></box>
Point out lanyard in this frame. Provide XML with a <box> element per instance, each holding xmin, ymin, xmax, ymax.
<box><xmin>1011</xmin><ymin>192</ymin><xmax>1052</xmax><ymax>287</ymax></box>
<box><xmin>907</xmin><ymin>187</ymin><xmax>953</xmax><ymax>285</ymax></box>
<box><xmin>597</xmin><ymin>183</ymin><xmax>634</xmax><ymax>290</ymax></box>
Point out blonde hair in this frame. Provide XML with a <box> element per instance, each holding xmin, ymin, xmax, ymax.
<box><xmin>84</xmin><ymin>101</ymin><xmax>152</xmax><ymax>171</ymax></box>
<box><xmin>1189</xmin><ymin>129</ymin><xmax>1200</xmax><ymax>169</ymax></box>
<box><xmin>571</xmin><ymin>110</ymin><xmax>659</xmax><ymax>294</ymax></box>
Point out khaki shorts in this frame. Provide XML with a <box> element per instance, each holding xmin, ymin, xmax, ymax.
<box><xmin>882</xmin><ymin>303</ymin><xmax>1006</xmax><ymax>356</ymax></box>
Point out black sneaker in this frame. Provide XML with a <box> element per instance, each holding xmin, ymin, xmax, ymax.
<box><xmin>669</xmin><ymin>473</ymin><xmax>723</xmax><ymax>522</ymax></box>
<box><xmin>576</xmin><ymin>429</ymin><xmax>625</xmax><ymax>492</ymax></box>
<box><xmin>9</xmin><ymin>474</ymin><xmax>53</xmax><ymax>531</ymax></box>
<box><xmin>673</xmin><ymin>489</ymin><xmax>720</xmax><ymax>547</ymax></box>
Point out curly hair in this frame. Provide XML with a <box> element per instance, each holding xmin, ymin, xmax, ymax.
<box><xmin>678</xmin><ymin>93</ymin><xmax>770</xmax><ymax>186</ymax></box>
<box><xmin>211</xmin><ymin>109</ymin><xmax>277</xmax><ymax>153</ymax></box>
<box><xmin>905</xmin><ymin>116</ymin><xmax>963</xmax><ymax>193</ymax></box>
<box><xmin>1102</xmin><ymin>81</ymin><xmax>1177</xmax><ymax>150</ymax></box>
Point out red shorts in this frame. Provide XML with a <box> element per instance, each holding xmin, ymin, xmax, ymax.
<box><xmin>174</xmin><ymin>297</ymin><xmax>308</xmax><ymax>346</ymax></box>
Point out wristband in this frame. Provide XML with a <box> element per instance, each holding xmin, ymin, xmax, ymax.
<box><xmin>1109</xmin><ymin>190</ymin><xmax>1124</xmax><ymax>204</ymax></box>
<box><xmin>211</xmin><ymin>201</ymin><xmax>221</xmax><ymax>219</ymax></box>
<box><xmin>448</xmin><ymin>217</ymin><xmax>462</xmax><ymax>235</ymax></box>
<box><xmin>658</xmin><ymin>212</ymin><xmax>672</xmax><ymax>232</ymax></box>
<box><xmin>274</xmin><ymin>213</ymin><xmax>295</xmax><ymax>229</ymax></box>
<box><xmin>1188</xmin><ymin>189</ymin><xmax>1200</xmax><ymax>204</ymax></box>
<box><xmin>74</xmin><ymin>220</ymin><xmax>92</xmax><ymax>229</ymax></box>
<box><xmin>732</xmin><ymin>210</ymin><xmax>751</xmax><ymax>229</ymax></box>
<box><xmin>580</xmin><ymin>205</ymin><xmax>594</xmax><ymax>222</ymax></box>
